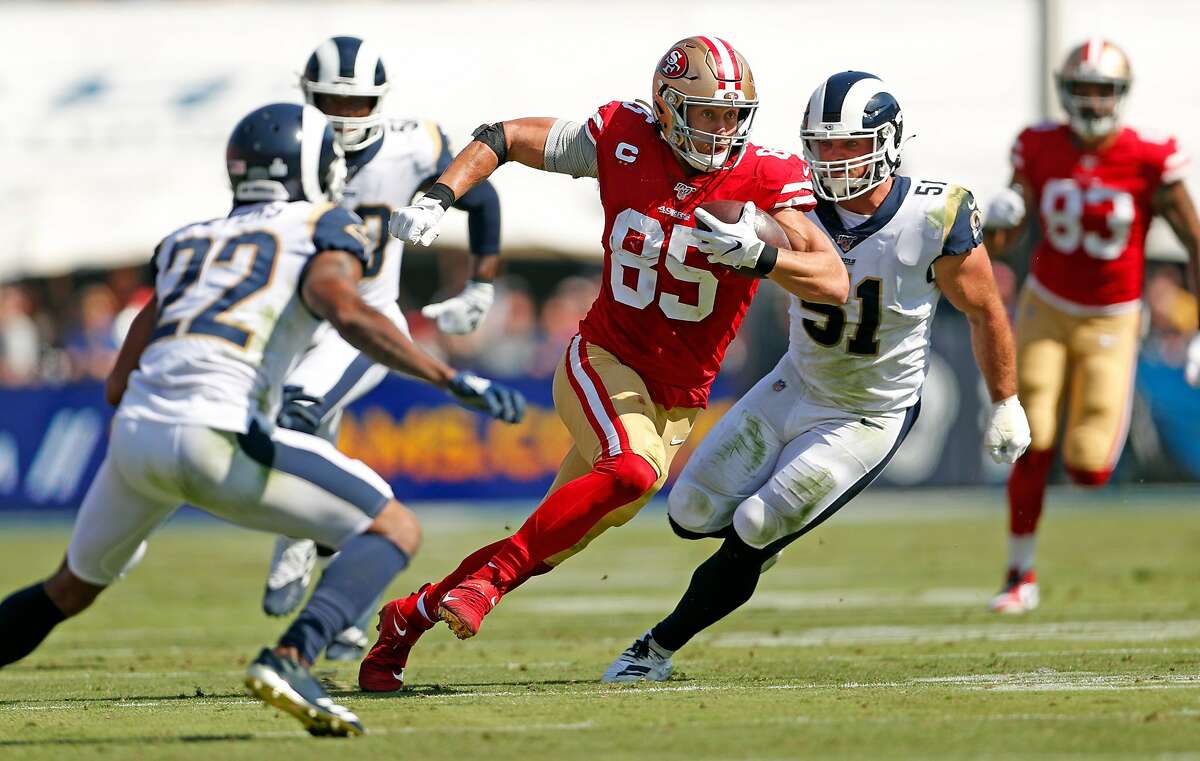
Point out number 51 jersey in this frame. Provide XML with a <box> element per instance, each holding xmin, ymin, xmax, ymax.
<box><xmin>790</xmin><ymin>177</ymin><xmax>983</xmax><ymax>413</ymax></box>
<box><xmin>579</xmin><ymin>99</ymin><xmax>815</xmax><ymax>410</ymax></box>
<box><xmin>1015</xmin><ymin>123</ymin><xmax>1187</xmax><ymax>312</ymax></box>
<box><xmin>121</xmin><ymin>200</ymin><xmax>368</xmax><ymax>434</ymax></box>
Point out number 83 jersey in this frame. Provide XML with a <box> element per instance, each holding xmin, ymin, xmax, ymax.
<box><xmin>121</xmin><ymin>201</ymin><xmax>368</xmax><ymax>433</ymax></box>
<box><xmin>1015</xmin><ymin>123</ymin><xmax>1187</xmax><ymax>312</ymax></box>
<box><xmin>789</xmin><ymin>177</ymin><xmax>983</xmax><ymax>413</ymax></box>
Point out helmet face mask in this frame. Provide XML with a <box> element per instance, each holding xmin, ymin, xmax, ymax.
<box><xmin>652</xmin><ymin>36</ymin><xmax>758</xmax><ymax>172</ymax></box>
<box><xmin>801</xmin><ymin>72</ymin><xmax>903</xmax><ymax>202</ymax></box>
<box><xmin>803</xmin><ymin>129</ymin><xmax>895</xmax><ymax>201</ymax></box>
<box><xmin>1057</xmin><ymin>39</ymin><xmax>1132</xmax><ymax>141</ymax></box>
<box><xmin>301</xmin><ymin>36</ymin><xmax>390</xmax><ymax>152</ymax></box>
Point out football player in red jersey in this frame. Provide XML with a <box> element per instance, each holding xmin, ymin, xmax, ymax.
<box><xmin>357</xmin><ymin>36</ymin><xmax>847</xmax><ymax>690</ymax></box>
<box><xmin>984</xmin><ymin>39</ymin><xmax>1200</xmax><ymax>613</ymax></box>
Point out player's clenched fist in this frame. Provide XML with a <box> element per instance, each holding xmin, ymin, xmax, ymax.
<box><xmin>423</xmin><ymin>281</ymin><xmax>495</xmax><ymax>335</ymax></box>
<box><xmin>985</xmin><ymin>396</ymin><xmax>1032</xmax><ymax>464</ymax></box>
<box><xmin>389</xmin><ymin>197</ymin><xmax>446</xmax><ymax>246</ymax></box>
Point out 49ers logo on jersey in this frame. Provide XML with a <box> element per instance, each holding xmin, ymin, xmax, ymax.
<box><xmin>659</xmin><ymin>47</ymin><xmax>688</xmax><ymax>79</ymax></box>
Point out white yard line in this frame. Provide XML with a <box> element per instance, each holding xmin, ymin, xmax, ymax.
<box><xmin>712</xmin><ymin>619</ymin><xmax>1200</xmax><ymax>648</ymax></box>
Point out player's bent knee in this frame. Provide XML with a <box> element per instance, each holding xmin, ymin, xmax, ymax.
<box><xmin>1065</xmin><ymin>465</ymin><xmax>1112</xmax><ymax>487</ymax></box>
<box><xmin>732</xmin><ymin>495</ymin><xmax>784</xmax><ymax>549</ymax></box>
<box><xmin>596</xmin><ymin>452</ymin><xmax>659</xmax><ymax>501</ymax></box>
<box><xmin>367</xmin><ymin>500</ymin><xmax>422</xmax><ymax>557</ymax></box>
<box><xmin>667</xmin><ymin>481</ymin><xmax>729</xmax><ymax>537</ymax></box>
<box><xmin>668</xmin><ymin>514</ymin><xmax>719</xmax><ymax>540</ymax></box>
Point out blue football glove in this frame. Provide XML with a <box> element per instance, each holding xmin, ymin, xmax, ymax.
<box><xmin>276</xmin><ymin>385</ymin><xmax>325</xmax><ymax>435</ymax></box>
<box><xmin>447</xmin><ymin>372</ymin><xmax>526</xmax><ymax>424</ymax></box>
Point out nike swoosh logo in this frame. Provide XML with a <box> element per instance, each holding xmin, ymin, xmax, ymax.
<box><xmin>393</xmin><ymin>618</ymin><xmax>407</xmax><ymax>637</ymax></box>
<box><xmin>670</xmin><ymin>437</ymin><xmax>687</xmax><ymax>446</ymax></box>
<box><xmin>443</xmin><ymin>593</ymin><xmax>458</xmax><ymax>603</ymax></box>
<box><xmin>722</xmin><ymin>241</ymin><xmax>742</xmax><ymax>257</ymax></box>
<box><xmin>392</xmin><ymin>671</ymin><xmax>404</xmax><ymax>681</ymax></box>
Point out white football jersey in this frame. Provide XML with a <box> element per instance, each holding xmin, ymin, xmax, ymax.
<box><xmin>121</xmin><ymin>200</ymin><xmax>369</xmax><ymax>433</ymax></box>
<box><xmin>788</xmin><ymin>176</ymin><xmax>984</xmax><ymax>413</ymax></box>
<box><xmin>339</xmin><ymin>117</ymin><xmax>448</xmax><ymax>311</ymax></box>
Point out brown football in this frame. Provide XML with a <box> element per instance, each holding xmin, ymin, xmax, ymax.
<box><xmin>696</xmin><ymin>200</ymin><xmax>790</xmax><ymax>249</ymax></box>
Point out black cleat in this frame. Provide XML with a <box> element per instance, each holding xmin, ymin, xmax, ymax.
<box><xmin>244</xmin><ymin>647</ymin><xmax>364</xmax><ymax>737</ymax></box>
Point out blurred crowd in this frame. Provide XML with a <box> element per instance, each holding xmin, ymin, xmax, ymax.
<box><xmin>0</xmin><ymin>258</ymin><xmax>1195</xmax><ymax>389</ymax></box>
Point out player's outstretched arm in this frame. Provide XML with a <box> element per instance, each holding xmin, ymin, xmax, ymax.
<box><xmin>389</xmin><ymin>118</ymin><xmax>559</xmax><ymax>248</ymax></box>
<box><xmin>936</xmin><ymin>244</ymin><xmax>1030</xmax><ymax>463</ymax></box>
<box><xmin>303</xmin><ymin>250</ymin><xmax>457</xmax><ymax>386</ymax></box>
<box><xmin>104</xmin><ymin>298</ymin><xmax>158</xmax><ymax>406</ymax></box>
<box><xmin>767</xmin><ymin>208</ymin><xmax>850</xmax><ymax>304</ymax></box>
<box><xmin>302</xmin><ymin>250</ymin><xmax>526</xmax><ymax>422</ymax></box>
<box><xmin>1154</xmin><ymin>180</ymin><xmax>1200</xmax><ymax>386</ymax></box>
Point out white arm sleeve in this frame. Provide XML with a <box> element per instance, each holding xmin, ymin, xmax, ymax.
<box><xmin>543</xmin><ymin>119</ymin><xmax>598</xmax><ymax>179</ymax></box>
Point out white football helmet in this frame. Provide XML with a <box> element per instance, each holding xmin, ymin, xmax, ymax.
<box><xmin>800</xmin><ymin>71</ymin><xmax>904</xmax><ymax>202</ymax></box>
<box><xmin>301</xmin><ymin>36</ymin><xmax>390</xmax><ymax>152</ymax></box>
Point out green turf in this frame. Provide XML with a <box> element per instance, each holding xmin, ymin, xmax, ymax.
<box><xmin>1</xmin><ymin>489</ymin><xmax>1198</xmax><ymax>760</ymax></box>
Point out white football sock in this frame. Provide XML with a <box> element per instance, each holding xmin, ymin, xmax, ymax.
<box><xmin>1007</xmin><ymin>534</ymin><xmax>1037</xmax><ymax>574</ymax></box>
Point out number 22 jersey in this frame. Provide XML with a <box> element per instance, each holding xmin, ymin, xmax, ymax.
<box><xmin>579</xmin><ymin>99</ymin><xmax>815</xmax><ymax>409</ymax></box>
<box><xmin>121</xmin><ymin>201</ymin><xmax>368</xmax><ymax>433</ymax></box>
<box><xmin>1015</xmin><ymin>123</ymin><xmax>1187</xmax><ymax>313</ymax></box>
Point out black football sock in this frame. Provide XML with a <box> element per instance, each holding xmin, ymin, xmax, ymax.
<box><xmin>0</xmin><ymin>583</ymin><xmax>66</xmax><ymax>667</ymax></box>
<box><xmin>279</xmin><ymin>534</ymin><xmax>409</xmax><ymax>665</ymax></box>
<box><xmin>651</xmin><ymin>535</ymin><xmax>771</xmax><ymax>652</ymax></box>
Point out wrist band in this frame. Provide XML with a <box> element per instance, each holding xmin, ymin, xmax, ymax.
<box><xmin>755</xmin><ymin>245</ymin><xmax>778</xmax><ymax>277</ymax></box>
<box><xmin>423</xmin><ymin>182</ymin><xmax>456</xmax><ymax>211</ymax></box>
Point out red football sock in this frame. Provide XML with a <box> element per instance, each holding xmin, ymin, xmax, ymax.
<box><xmin>423</xmin><ymin>538</ymin><xmax>510</xmax><ymax>619</ymax></box>
<box><xmin>1007</xmin><ymin>448</ymin><xmax>1055</xmax><ymax>537</ymax></box>
<box><xmin>473</xmin><ymin>453</ymin><xmax>658</xmax><ymax>590</ymax></box>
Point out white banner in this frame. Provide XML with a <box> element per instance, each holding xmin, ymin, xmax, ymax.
<box><xmin>0</xmin><ymin>0</ymin><xmax>1187</xmax><ymax>280</ymax></box>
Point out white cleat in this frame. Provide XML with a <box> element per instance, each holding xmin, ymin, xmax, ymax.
<box><xmin>989</xmin><ymin>569</ymin><xmax>1039</xmax><ymax>614</ymax></box>
<box><xmin>602</xmin><ymin>631</ymin><xmax>673</xmax><ymax>683</ymax></box>
<box><xmin>262</xmin><ymin>537</ymin><xmax>317</xmax><ymax>616</ymax></box>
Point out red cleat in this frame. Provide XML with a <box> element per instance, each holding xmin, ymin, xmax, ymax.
<box><xmin>358</xmin><ymin>584</ymin><xmax>435</xmax><ymax>692</ymax></box>
<box><xmin>438</xmin><ymin>578</ymin><xmax>501</xmax><ymax>640</ymax></box>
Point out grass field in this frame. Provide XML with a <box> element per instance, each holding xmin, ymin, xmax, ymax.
<box><xmin>1</xmin><ymin>488</ymin><xmax>1198</xmax><ymax>760</ymax></box>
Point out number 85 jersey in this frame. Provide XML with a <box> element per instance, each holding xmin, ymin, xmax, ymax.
<box><xmin>579</xmin><ymin>100</ymin><xmax>815</xmax><ymax>410</ymax></box>
<box><xmin>1015</xmin><ymin>123</ymin><xmax>1188</xmax><ymax>312</ymax></box>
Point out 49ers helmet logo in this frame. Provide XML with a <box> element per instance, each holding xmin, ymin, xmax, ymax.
<box><xmin>659</xmin><ymin>47</ymin><xmax>688</xmax><ymax>79</ymax></box>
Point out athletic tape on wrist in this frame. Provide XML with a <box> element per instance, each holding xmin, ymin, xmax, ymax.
<box><xmin>755</xmin><ymin>245</ymin><xmax>779</xmax><ymax>277</ymax></box>
<box><xmin>423</xmin><ymin>182</ymin><xmax>456</xmax><ymax>211</ymax></box>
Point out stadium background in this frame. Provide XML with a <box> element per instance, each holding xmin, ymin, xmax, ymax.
<box><xmin>0</xmin><ymin>0</ymin><xmax>1197</xmax><ymax>512</ymax></box>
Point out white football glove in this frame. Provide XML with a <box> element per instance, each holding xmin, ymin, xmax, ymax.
<box><xmin>985</xmin><ymin>186</ymin><xmax>1026</xmax><ymax>229</ymax></box>
<box><xmin>388</xmin><ymin>197</ymin><xmax>446</xmax><ymax>247</ymax></box>
<box><xmin>422</xmin><ymin>280</ymin><xmax>495</xmax><ymax>335</ymax></box>
<box><xmin>693</xmin><ymin>201</ymin><xmax>766</xmax><ymax>270</ymax></box>
<box><xmin>1185</xmin><ymin>333</ymin><xmax>1200</xmax><ymax>388</ymax></box>
<box><xmin>985</xmin><ymin>395</ymin><xmax>1032</xmax><ymax>464</ymax></box>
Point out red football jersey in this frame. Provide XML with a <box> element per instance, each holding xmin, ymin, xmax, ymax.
<box><xmin>577</xmin><ymin>100</ymin><xmax>815</xmax><ymax>409</ymax></box>
<box><xmin>1014</xmin><ymin>123</ymin><xmax>1187</xmax><ymax>310</ymax></box>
